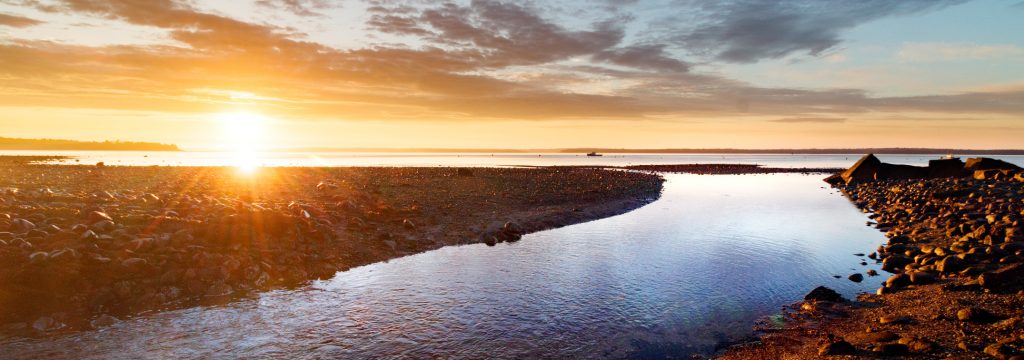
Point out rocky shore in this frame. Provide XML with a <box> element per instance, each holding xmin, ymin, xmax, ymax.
<box><xmin>0</xmin><ymin>158</ymin><xmax>663</xmax><ymax>334</ymax></box>
<box><xmin>721</xmin><ymin>155</ymin><xmax>1024</xmax><ymax>359</ymax></box>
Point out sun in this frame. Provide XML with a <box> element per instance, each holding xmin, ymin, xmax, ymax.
<box><xmin>217</xmin><ymin>111</ymin><xmax>268</xmax><ymax>173</ymax></box>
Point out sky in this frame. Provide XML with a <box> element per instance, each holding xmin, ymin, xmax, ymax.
<box><xmin>0</xmin><ymin>0</ymin><xmax>1023</xmax><ymax>150</ymax></box>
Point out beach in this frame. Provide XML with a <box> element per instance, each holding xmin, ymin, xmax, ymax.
<box><xmin>0</xmin><ymin>157</ymin><xmax>663</xmax><ymax>332</ymax></box>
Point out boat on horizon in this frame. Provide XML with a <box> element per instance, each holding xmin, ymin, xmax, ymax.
<box><xmin>586</xmin><ymin>152</ymin><xmax>602</xmax><ymax>157</ymax></box>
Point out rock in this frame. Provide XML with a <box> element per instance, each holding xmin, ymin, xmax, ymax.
<box><xmin>965</xmin><ymin>157</ymin><xmax>1022</xmax><ymax>172</ymax></box>
<box><xmin>206</xmin><ymin>283</ymin><xmax>233</xmax><ymax>297</ymax></box>
<box><xmin>885</xmin><ymin>273</ymin><xmax>911</xmax><ymax>288</ymax></box>
<box><xmin>908</xmin><ymin>271</ymin><xmax>935</xmax><ymax>285</ymax></box>
<box><xmin>979</xmin><ymin>263</ymin><xmax>1024</xmax><ymax>291</ymax></box>
<box><xmin>88</xmin><ymin>211</ymin><xmax>113</xmax><ymax>223</ymax></box>
<box><xmin>879</xmin><ymin>315</ymin><xmax>913</xmax><ymax>325</ymax></box>
<box><xmin>818</xmin><ymin>340</ymin><xmax>856</xmax><ymax>356</ymax></box>
<box><xmin>402</xmin><ymin>219</ymin><xmax>415</xmax><ymax>229</ymax></box>
<box><xmin>502</xmin><ymin>221</ymin><xmax>523</xmax><ymax>234</ymax></box>
<box><xmin>848</xmin><ymin>273</ymin><xmax>864</xmax><ymax>283</ymax></box>
<box><xmin>91</xmin><ymin>220</ymin><xmax>116</xmax><ymax>233</ymax></box>
<box><xmin>862</xmin><ymin>331</ymin><xmax>899</xmax><ymax>342</ymax></box>
<box><xmin>804</xmin><ymin>286</ymin><xmax>845</xmax><ymax>302</ymax></box>
<box><xmin>872</xmin><ymin>343</ymin><xmax>909</xmax><ymax>356</ymax></box>
<box><xmin>957</xmin><ymin>307</ymin><xmax>999</xmax><ymax>323</ymax></box>
<box><xmin>122</xmin><ymin>257</ymin><xmax>148</xmax><ymax>269</ymax></box>
<box><xmin>143</xmin><ymin>193</ymin><xmax>160</xmax><ymax>203</ymax></box>
<box><xmin>984</xmin><ymin>343</ymin><xmax>1014</xmax><ymax>359</ymax></box>
<box><xmin>899</xmin><ymin>337</ymin><xmax>936</xmax><ymax>353</ymax></box>
<box><xmin>11</xmin><ymin>218</ymin><xmax>35</xmax><ymax>232</ymax></box>
<box><xmin>90</xmin><ymin>314</ymin><xmax>118</xmax><ymax>328</ymax></box>
<box><xmin>80</xmin><ymin>230</ymin><xmax>99</xmax><ymax>241</ymax></box>
<box><xmin>31</xmin><ymin>316</ymin><xmax>61</xmax><ymax>332</ymax></box>
<box><xmin>882</xmin><ymin>255</ymin><xmax>912</xmax><ymax>272</ymax></box>
<box><xmin>936</xmin><ymin>256</ymin><xmax>963</xmax><ymax>273</ymax></box>
<box><xmin>28</xmin><ymin>251</ymin><xmax>49</xmax><ymax>264</ymax></box>
<box><xmin>866</xmin><ymin>269</ymin><xmax>879</xmax><ymax>276</ymax></box>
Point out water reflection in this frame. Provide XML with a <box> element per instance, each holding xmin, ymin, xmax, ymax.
<box><xmin>1</xmin><ymin>174</ymin><xmax>888</xmax><ymax>358</ymax></box>
<box><xmin>4</xmin><ymin>150</ymin><xmax>1023</xmax><ymax>168</ymax></box>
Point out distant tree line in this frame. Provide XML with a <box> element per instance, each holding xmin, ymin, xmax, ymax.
<box><xmin>0</xmin><ymin>137</ymin><xmax>180</xmax><ymax>151</ymax></box>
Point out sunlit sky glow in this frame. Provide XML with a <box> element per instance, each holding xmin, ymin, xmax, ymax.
<box><xmin>1</xmin><ymin>0</ymin><xmax>1023</xmax><ymax>149</ymax></box>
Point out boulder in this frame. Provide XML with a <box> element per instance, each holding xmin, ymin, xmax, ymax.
<box><xmin>965</xmin><ymin>157</ymin><xmax>1022</xmax><ymax>172</ymax></box>
<box><xmin>840</xmin><ymin>154</ymin><xmax>883</xmax><ymax>184</ymax></box>
<box><xmin>927</xmin><ymin>158</ymin><xmax>968</xmax><ymax>178</ymax></box>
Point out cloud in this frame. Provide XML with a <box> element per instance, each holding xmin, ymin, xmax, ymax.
<box><xmin>770</xmin><ymin>117</ymin><xmax>846</xmax><ymax>123</ymax></box>
<box><xmin>0</xmin><ymin>0</ymin><xmax>1021</xmax><ymax>123</ymax></box>
<box><xmin>592</xmin><ymin>44</ymin><xmax>690</xmax><ymax>72</ymax></box>
<box><xmin>255</xmin><ymin>0</ymin><xmax>333</xmax><ymax>17</ymax></box>
<box><xmin>0</xmin><ymin>12</ymin><xmax>43</xmax><ymax>27</ymax></box>
<box><xmin>898</xmin><ymin>42</ymin><xmax>1024</xmax><ymax>62</ymax></box>
<box><xmin>367</xmin><ymin>0</ymin><xmax>625</xmax><ymax>68</ymax></box>
<box><xmin>668</xmin><ymin>0</ymin><xmax>965</xmax><ymax>63</ymax></box>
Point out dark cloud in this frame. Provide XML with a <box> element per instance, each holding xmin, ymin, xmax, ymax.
<box><xmin>669</xmin><ymin>0</ymin><xmax>966</xmax><ymax>63</ymax></box>
<box><xmin>0</xmin><ymin>12</ymin><xmax>43</xmax><ymax>27</ymax></box>
<box><xmin>368</xmin><ymin>0</ymin><xmax>624</xmax><ymax>68</ymax></box>
<box><xmin>770</xmin><ymin>117</ymin><xmax>846</xmax><ymax>123</ymax></box>
<box><xmin>592</xmin><ymin>44</ymin><xmax>689</xmax><ymax>72</ymax></box>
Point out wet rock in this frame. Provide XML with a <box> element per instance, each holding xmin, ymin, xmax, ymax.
<box><xmin>804</xmin><ymin>286</ymin><xmax>845</xmax><ymax>302</ymax></box>
<box><xmin>866</xmin><ymin>269</ymin><xmax>879</xmax><ymax>276</ymax></box>
<box><xmin>818</xmin><ymin>340</ymin><xmax>856</xmax><ymax>356</ymax></box>
<box><xmin>848</xmin><ymin>273</ymin><xmax>864</xmax><ymax>283</ymax></box>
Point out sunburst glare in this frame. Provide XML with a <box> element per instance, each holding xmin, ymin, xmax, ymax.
<box><xmin>217</xmin><ymin>111</ymin><xmax>268</xmax><ymax>174</ymax></box>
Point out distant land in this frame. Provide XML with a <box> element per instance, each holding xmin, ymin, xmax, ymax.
<box><xmin>0</xmin><ymin>137</ymin><xmax>180</xmax><ymax>151</ymax></box>
<box><xmin>279</xmin><ymin>147</ymin><xmax>1024</xmax><ymax>155</ymax></box>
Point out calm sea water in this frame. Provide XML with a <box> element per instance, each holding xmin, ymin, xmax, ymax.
<box><xmin>4</xmin><ymin>150</ymin><xmax>1023</xmax><ymax>168</ymax></box>
<box><xmin>1</xmin><ymin>173</ymin><xmax>893</xmax><ymax>359</ymax></box>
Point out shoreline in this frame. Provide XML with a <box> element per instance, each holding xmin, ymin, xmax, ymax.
<box><xmin>720</xmin><ymin>164</ymin><xmax>1024</xmax><ymax>358</ymax></box>
<box><xmin>0</xmin><ymin>162</ymin><xmax>663</xmax><ymax>334</ymax></box>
